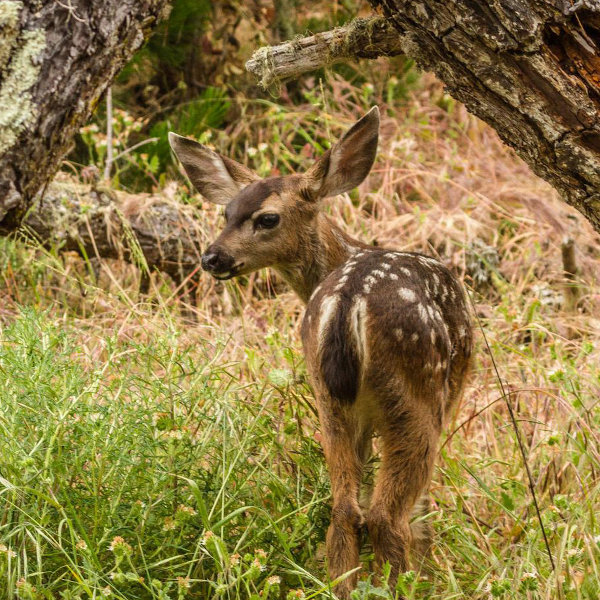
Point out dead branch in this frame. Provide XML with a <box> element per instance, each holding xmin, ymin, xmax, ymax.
<box><xmin>245</xmin><ymin>16</ymin><xmax>403</xmax><ymax>88</ymax></box>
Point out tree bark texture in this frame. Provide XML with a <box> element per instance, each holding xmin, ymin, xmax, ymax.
<box><xmin>0</xmin><ymin>0</ymin><xmax>171</xmax><ymax>234</ymax></box>
<box><xmin>246</xmin><ymin>16</ymin><xmax>403</xmax><ymax>88</ymax></box>
<box><xmin>369</xmin><ymin>0</ymin><xmax>600</xmax><ymax>233</ymax></box>
<box><xmin>22</xmin><ymin>180</ymin><xmax>205</xmax><ymax>290</ymax></box>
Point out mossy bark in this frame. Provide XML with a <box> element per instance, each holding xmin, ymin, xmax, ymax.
<box><xmin>0</xmin><ymin>0</ymin><xmax>170</xmax><ymax>234</ymax></box>
<box><xmin>369</xmin><ymin>0</ymin><xmax>600</xmax><ymax>233</ymax></box>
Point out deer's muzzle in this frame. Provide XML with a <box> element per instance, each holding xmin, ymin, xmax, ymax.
<box><xmin>201</xmin><ymin>246</ymin><xmax>238</xmax><ymax>280</ymax></box>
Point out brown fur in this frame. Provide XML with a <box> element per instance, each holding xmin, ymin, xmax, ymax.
<box><xmin>169</xmin><ymin>108</ymin><xmax>474</xmax><ymax>598</ymax></box>
<box><xmin>301</xmin><ymin>248</ymin><xmax>472</xmax><ymax>596</ymax></box>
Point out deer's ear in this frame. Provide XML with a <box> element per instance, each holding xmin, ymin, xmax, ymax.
<box><xmin>169</xmin><ymin>133</ymin><xmax>259</xmax><ymax>205</ymax></box>
<box><xmin>304</xmin><ymin>106</ymin><xmax>379</xmax><ymax>200</ymax></box>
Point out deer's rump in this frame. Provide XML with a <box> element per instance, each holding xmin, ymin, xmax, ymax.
<box><xmin>301</xmin><ymin>249</ymin><xmax>473</xmax><ymax>414</ymax></box>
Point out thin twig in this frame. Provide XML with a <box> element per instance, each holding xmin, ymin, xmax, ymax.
<box><xmin>112</xmin><ymin>137</ymin><xmax>159</xmax><ymax>162</ymax></box>
<box><xmin>104</xmin><ymin>87</ymin><xmax>113</xmax><ymax>181</ymax></box>
<box><xmin>466</xmin><ymin>286</ymin><xmax>556</xmax><ymax>571</ymax></box>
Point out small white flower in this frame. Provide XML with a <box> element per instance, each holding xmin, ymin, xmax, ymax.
<box><xmin>76</xmin><ymin>539</ymin><xmax>87</xmax><ymax>551</ymax></box>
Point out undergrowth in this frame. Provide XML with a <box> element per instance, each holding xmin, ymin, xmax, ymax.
<box><xmin>1</xmin><ymin>67</ymin><xmax>600</xmax><ymax>600</ymax></box>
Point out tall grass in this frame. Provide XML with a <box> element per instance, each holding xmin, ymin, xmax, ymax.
<box><xmin>1</xmin><ymin>65</ymin><xmax>600</xmax><ymax>599</ymax></box>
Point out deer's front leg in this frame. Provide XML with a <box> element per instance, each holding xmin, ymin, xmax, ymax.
<box><xmin>315</xmin><ymin>393</ymin><xmax>368</xmax><ymax>599</ymax></box>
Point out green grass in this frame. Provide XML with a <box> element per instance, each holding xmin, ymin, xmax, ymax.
<box><xmin>0</xmin><ymin>305</ymin><xmax>334</xmax><ymax>599</ymax></box>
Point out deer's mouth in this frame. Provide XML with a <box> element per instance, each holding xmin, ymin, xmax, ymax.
<box><xmin>212</xmin><ymin>263</ymin><xmax>244</xmax><ymax>280</ymax></box>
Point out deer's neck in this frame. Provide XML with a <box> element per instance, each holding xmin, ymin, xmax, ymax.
<box><xmin>274</xmin><ymin>214</ymin><xmax>367</xmax><ymax>304</ymax></box>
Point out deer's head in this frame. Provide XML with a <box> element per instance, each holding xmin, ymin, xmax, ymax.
<box><xmin>169</xmin><ymin>107</ymin><xmax>379</xmax><ymax>281</ymax></box>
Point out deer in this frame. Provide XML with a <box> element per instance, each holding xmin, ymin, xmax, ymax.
<box><xmin>168</xmin><ymin>106</ymin><xmax>473</xmax><ymax>598</ymax></box>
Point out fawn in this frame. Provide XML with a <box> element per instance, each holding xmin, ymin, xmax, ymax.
<box><xmin>169</xmin><ymin>107</ymin><xmax>473</xmax><ymax>598</ymax></box>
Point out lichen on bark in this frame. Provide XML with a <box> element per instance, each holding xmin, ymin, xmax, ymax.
<box><xmin>0</xmin><ymin>0</ymin><xmax>171</xmax><ymax>234</ymax></box>
<box><xmin>0</xmin><ymin>0</ymin><xmax>23</xmax><ymax>70</ymax></box>
<box><xmin>0</xmin><ymin>27</ymin><xmax>46</xmax><ymax>154</ymax></box>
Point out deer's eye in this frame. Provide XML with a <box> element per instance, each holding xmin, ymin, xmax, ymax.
<box><xmin>255</xmin><ymin>213</ymin><xmax>280</xmax><ymax>230</ymax></box>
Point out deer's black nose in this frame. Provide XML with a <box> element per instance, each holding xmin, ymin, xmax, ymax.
<box><xmin>201</xmin><ymin>251</ymin><xmax>220</xmax><ymax>272</ymax></box>
<box><xmin>201</xmin><ymin>247</ymin><xmax>235</xmax><ymax>274</ymax></box>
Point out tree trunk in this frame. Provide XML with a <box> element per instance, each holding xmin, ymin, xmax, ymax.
<box><xmin>0</xmin><ymin>0</ymin><xmax>171</xmax><ymax>234</ymax></box>
<box><xmin>368</xmin><ymin>0</ymin><xmax>600</xmax><ymax>233</ymax></box>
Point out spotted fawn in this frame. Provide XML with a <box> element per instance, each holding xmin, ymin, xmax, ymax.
<box><xmin>169</xmin><ymin>107</ymin><xmax>473</xmax><ymax>598</ymax></box>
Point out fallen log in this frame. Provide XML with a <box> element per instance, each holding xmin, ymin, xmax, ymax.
<box><xmin>22</xmin><ymin>179</ymin><xmax>206</xmax><ymax>298</ymax></box>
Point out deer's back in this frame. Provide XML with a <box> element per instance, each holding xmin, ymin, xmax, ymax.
<box><xmin>301</xmin><ymin>249</ymin><xmax>473</xmax><ymax>420</ymax></box>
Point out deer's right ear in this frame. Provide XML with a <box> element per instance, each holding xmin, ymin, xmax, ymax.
<box><xmin>169</xmin><ymin>133</ymin><xmax>259</xmax><ymax>205</ymax></box>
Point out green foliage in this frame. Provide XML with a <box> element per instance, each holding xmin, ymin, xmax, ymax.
<box><xmin>0</xmin><ymin>308</ymin><xmax>331</xmax><ymax>598</ymax></box>
<box><xmin>117</xmin><ymin>0</ymin><xmax>212</xmax><ymax>92</ymax></box>
<box><xmin>148</xmin><ymin>87</ymin><xmax>232</xmax><ymax>184</ymax></box>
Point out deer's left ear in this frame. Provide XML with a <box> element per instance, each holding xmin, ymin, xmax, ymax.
<box><xmin>169</xmin><ymin>133</ymin><xmax>259</xmax><ymax>205</ymax></box>
<box><xmin>304</xmin><ymin>106</ymin><xmax>379</xmax><ymax>199</ymax></box>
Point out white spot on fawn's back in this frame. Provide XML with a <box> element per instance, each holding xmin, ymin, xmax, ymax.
<box><xmin>350</xmin><ymin>296</ymin><xmax>368</xmax><ymax>365</ymax></box>
<box><xmin>334</xmin><ymin>275</ymin><xmax>349</xmax><ymax>291</ymax></box>
<box><xmin>342</xmin><ymin>261</ymin><xmax>356</xmax><ymax>275</ymax></box>
<box><xmin>309</xmin><ymin>283</ymin><xmax>323</xmax><ymax>302</ymax></box>
<box><xmin>317</xmin><ymin>295</ymin><xmax>339</xmax><ymax>350</ymax></box>
<box><xmin>398</xmin><ymin>288</ymin><xmax>417</xmax><ymax>302</ymax></box>
<box><xmin>427</xmin><ymin>304</ymin><xmax>436</xmax><ymax>320</ymax></box>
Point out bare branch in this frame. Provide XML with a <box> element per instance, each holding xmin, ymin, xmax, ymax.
<box><xmin>245</xmin><ymin>16</ymin><xmax>403</xmax><ymax>88</ymax></box>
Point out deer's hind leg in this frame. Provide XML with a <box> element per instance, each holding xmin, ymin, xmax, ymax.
<box><xmin>314</xmin><ymin>387</ymin><xmax>372</xmax><ymax>599</ymax></box>
<box><xmin>410</xmin><ymin>493</ymin><xmax>434</xmax><ymax>571</ymax></box>
<box><xmin>366</xmin><ymin>399</ymin><xmax>440</xmax><ymax>590</ymax></box>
